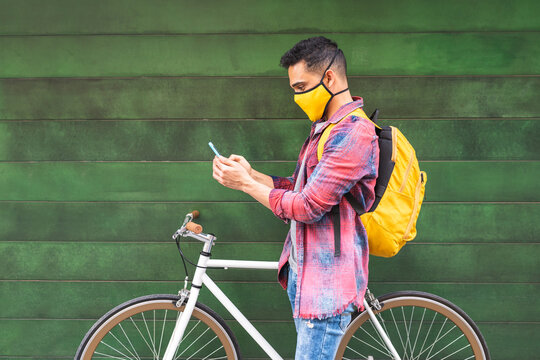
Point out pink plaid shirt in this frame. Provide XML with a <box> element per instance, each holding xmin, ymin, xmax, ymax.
<box><xmin>269</xmin><ymin>97</ymin><xmax>379</xmax><ymax>319</ymax></box>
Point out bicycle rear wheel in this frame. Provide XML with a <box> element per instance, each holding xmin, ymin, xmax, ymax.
<box><xmin>335</xmin><ymin>291</ymin><xmax>490</xmax><ymax>360</ymax></box>
<box><xmin>75</xmin><ymin>294</ymin><xmax>240</xmax><ymax>360</ymax></box>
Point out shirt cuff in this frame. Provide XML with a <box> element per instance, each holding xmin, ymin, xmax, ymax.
<box><xmin>269</xmin><ymin>188</ymin><xmax>290</xmax><ymax>224</ymax></box>
<box><xmin>270</xmin><ymin>175</ymin><xmax>294</xmax><ymax>191</ymax></box>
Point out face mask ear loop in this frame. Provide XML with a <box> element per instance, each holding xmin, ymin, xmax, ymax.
<box><xmin>322</xmin><ymin>86</ymin><xmax>349</xmax><ymax>115</ymax></box>
<box><xmin>320</xmin><ymin>50</ymin><xmax>347</xmax><ymax>120</ymax></box>
<box><xmin>333</xmin><ymin>87</ymin><xmax>349</xmax><ymax>96</ymax></box>
<box><xmin>324</xmin><ymin>50</ymin><xmax>340</xmax><ymax>74</ymax></box>
<box><xmin>321</xmin><ymin>86</ymin><xmax>350</xmax><ymax>120</ymax></box>
<box><xmin>320</xmin><ymin>50</ymin><xmax>340</xmax><ymax>86</ymax></box>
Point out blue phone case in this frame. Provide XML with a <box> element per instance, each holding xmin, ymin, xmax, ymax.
<box><xmin>208</xmin><ymin>142</ymin><xmax>221</xmax><ymax>157</ymax></box>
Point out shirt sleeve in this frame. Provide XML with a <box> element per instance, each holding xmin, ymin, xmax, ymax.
<box><xmin>269</xmin><ymin>119</ymin><xmax>378</xmax><ymax>224</ymax></box>
<box><xmin>270</xmin><ymin>175</ymin><xmax>295</xmax><ymax>191</ymax></box>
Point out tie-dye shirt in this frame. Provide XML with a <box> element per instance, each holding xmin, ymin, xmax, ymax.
<box><xmin>269</xmin><ymin>97</ymin><xmax>379</xmax><ymax>319</ymax></box>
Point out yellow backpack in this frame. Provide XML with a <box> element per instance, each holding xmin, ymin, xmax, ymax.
<box><xmin>318</xmin><ymin>108</ymin><xmax>427</xmax><ymax>257</ymax></box>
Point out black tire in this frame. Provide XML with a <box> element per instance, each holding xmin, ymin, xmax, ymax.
<box><xmin>335</xmin><ymin>291</ymin><xmax>490</xmax><ymax>360</ymax></box>
<box><xmin>75</xmin><ymin>294</ymin><xmax>241</xmax><ymax>359</ymax></box>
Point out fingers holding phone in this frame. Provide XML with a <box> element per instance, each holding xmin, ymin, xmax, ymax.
<box><xmin>213</xmin><ymin>157</ymin><xmax>251</xmax><ymax>191</ymax></box>
<box><xmin>229</xmin><ymin>154</ymin><xmax>252</xmax><ymax>176</ymax></box>
<box><xmin>210</xmin><ymin>142</ymin><xmax>254</xmax><ymax>191</ymax></box>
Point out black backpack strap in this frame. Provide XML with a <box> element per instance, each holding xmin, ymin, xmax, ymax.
<box><xmin>331</xmin><ymin>194</ymin><xmax>366</xmax><ymax>257</ymax></box>
<box><xmin>329</xmin><ymin>108</ymin><xmax>380</xmax><ymax>257</ymax></box>
<box><xmin>369</xmin><ymin>108</ymin><xmax>379</xmax><ymax>124</ymax></box>
<box><xmin>330</xmin><ymin>205</ymin><xmax>341</xmax><ymax>257</ymax></box>
<box><xmin>344</xmin><ymin>193</ymin><xmax>365</xmax><ymax>215</ymax></box>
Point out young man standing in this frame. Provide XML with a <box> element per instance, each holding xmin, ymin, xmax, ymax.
<box><xmin>212</xmin><ymin>36</ymin><xmax>379</xmax><ymax>359</ymax></box>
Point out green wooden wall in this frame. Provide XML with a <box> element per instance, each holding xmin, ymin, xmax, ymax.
<box><xmin>0</xmin><ymin>0</ymin><xmax>539</xmax><ymax>358</ymax></box>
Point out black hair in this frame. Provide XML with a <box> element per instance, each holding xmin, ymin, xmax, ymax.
<box><xmin>279</xmin><ymin>36</ymin><xmax>347</xmax><ymax>76</ymax></box>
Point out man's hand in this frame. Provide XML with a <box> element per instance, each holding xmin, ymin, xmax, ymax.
<box><xmin>213</xmin><ymin>155</ymin><xmax>254</xmax><ymax>192</ymax></box>
<box><xmin>229</xmin><ymin>154</ymin><xmax>275</xmax><ymax>188</ymax></box>
<box><xmin>212</xmin><ymin>154</ymin><xmax>272</xmax><ymax>209</ymax></box>
<box><xmin>229</xmin><ymin>154</ymin><xmax>252</xmax><ymax>176</ymax></box>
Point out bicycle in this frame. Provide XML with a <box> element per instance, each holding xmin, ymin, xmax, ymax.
<box><xmin>75</xmin><ymin>211</ymin><xmax>491</xmax><ymax>360</ymax></box>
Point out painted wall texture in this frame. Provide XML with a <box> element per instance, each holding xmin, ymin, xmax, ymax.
<box><xmin>0</xmin><ymin>0</ymin><xmax>538</xmax><ymax>358</ymax></box>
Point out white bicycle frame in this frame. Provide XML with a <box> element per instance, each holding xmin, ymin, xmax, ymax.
<box><xmin>163</xmin><ymin>222</ymin><xmax>401</xmax><ymax>360</ymax></box>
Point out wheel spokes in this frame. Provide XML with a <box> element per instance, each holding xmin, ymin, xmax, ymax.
<box><xmin>343</xmin><ymin>301</ymin><xmax>478</xmax><ymax>360</ymax></box>
<box><xmin>91</xmin><ymin>308</ymin><xmax>229</xmax><ymax>360</ymax></box>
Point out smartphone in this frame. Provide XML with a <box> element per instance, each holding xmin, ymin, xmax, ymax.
<box><xmin>208</xmin><ymin>142</ymin><xmax>221</xmax><ymax>157</ymax></box>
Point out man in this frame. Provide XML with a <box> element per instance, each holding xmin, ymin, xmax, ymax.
<box><xmin>212</xmin><ymin>36</ymin><xmax>379</xmax><ymax>359</ymax></box>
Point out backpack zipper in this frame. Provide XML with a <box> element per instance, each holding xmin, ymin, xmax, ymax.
<box><xmin>391</xmin><ymin>127</ymin><xmax>397</xmax><ymax>162</ymax></box>
<box><xmin>399</xmin><ymin>151</ymin><xmax>415</xmax><ymax>192</ymax></box>
<box><xmin>402</xmin><ymin>172</ymin><xmax>424</xmax><ymax>240</ymax></box>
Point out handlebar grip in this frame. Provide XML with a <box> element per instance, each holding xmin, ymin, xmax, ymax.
<box><xmin>186</xmin><ymin>221</ymin><xmax>203</xmax><ymax>234</ymax></box>
<box><xmin>191</xmin><ymin>210</ymin><xmax>200</xmax><ymax>219</ymax></box>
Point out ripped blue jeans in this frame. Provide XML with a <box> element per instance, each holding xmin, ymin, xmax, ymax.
<box><xmin>286</xmin><ymin>264</ymin><xmax>355</xmax><ymax>360</ymax></box>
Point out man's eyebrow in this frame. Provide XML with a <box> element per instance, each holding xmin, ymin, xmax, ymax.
<box><xmin>291</xmin><ymin>81</ymin><xmax>305</xmax><ymax>88</ymax></box>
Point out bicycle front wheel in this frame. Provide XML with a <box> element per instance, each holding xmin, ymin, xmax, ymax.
<box><xmin>75</xmin><ymin>294</ymin><xmax>240</xmax><ymax>360</ymax></box>
<box><xmin>335</xmin><ymin>291</ymin><xmax>490</xmax><ymax>360</ymax></box>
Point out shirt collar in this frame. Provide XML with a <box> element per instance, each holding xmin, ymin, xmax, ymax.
<box><xmin>312</xmin><ymin>96</ymin><xmax>364</xmax><ymax>135</ymax></box>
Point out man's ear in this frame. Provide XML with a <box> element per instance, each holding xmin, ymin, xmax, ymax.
<box><xmin>325</xmin><ymin>69</ymin><xmax>338</xmax><ymax>89</ymax></box>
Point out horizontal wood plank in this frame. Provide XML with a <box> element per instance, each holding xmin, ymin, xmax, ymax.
<box><xmin>1</xmin><ymin>242</ymin><xmax>537</xmax><ymax>282</ymax></box>
<box><xmin>0</xmin><ymin>318</ymin><xmax>297</xmax><ymax>359</ymax></box>
<box><xmin>1</xmin><ymin>281</ymin><xmax>535</xmax><ymax>322</ymax></box>
<box><xmin>0</xmin><ymin>202</ymin><xmax>538</xmax><ymax>243</ymax></box>
<box><xmin>1</xmin><ymin>0</ymin><xmax>538</xmax><ymax>35</ymax></box>
<box><xmin>1</xmin><ymin>119</ymin><xmax>537</xmax><ymax>161</ymax></box>
<box><xmin>0</xmin><ymin>319</ymin><xmax>533</xmax><ymax>359</ymax></box>
<box><xmin>1</xmin><ymin>77</ymin><xmax>538</xmax><ymax>120</ymax></box>
<box><xmin>0</xmin><ymin>161</ymin><xmax>537</xmax><ymax>202</ymax></box>
<box><xmin>2</xmin><ymin>33</ymin><xmax>539</xmax><ymax>77</ymax></box>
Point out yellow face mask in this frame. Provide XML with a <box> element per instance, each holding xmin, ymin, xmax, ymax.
<box><xmin>293</xmin><ymin>50</ymin><xmax>349</xmax><ymax>122</ymax></box>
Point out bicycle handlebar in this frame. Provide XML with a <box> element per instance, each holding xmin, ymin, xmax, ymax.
<box><xmin>172</xmin><ymin>210</ymin><xmax>216</xmax><ymax>244</ymax></box>
<box><xmin>186</xmin><ymin>221</ymin><xmax>203</xmax><ymax>234</ymax></box>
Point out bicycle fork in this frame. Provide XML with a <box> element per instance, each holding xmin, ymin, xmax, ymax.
<box><xmin>363</xmin><ymin>290</ymin><xmax>402</xmax><ymax>360</ymax></box>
